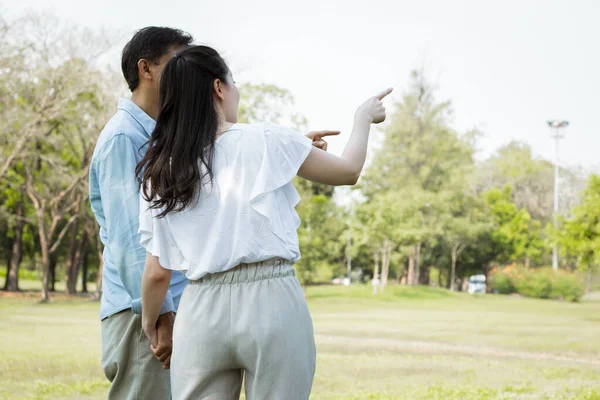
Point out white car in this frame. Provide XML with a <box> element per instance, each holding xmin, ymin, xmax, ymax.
<box><xmin>467</xmin><ymin>274</ymin><xmax>486</xmax><ymax>294</ymax></box>
<box><xmin>331</xmin><ymin>277</ymin><xmax>351</xmax><ymax>286</ymax></box>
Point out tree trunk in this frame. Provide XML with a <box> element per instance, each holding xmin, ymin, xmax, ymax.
<box><xmin>6</xmin><ymin>215</ymin><xmax>24</xmax><ymax>291</ymax></box>
<box><xmin>73</xmin><ymin>233</ymin><xmax>89</xmax><ymax>293</ymax></box>
<box><xmin>5</xmin><ymin>197</ymin><xmax>25</xmax><ymax>291</ymax></box>
<box><xmin>40</xmin><ymin>258</ymin><xmax>50</xmax><ymax>301</ymax></box>
<box><xmin>3</xmin><ymin>223</ymin><xmax>11</xmax><ymax>290</ymax></box>
<box><xmin>414</xmin><ymin>243</ymin><xmax>422</xmax><ymax>285</ymax></box>
<box><xmin>49</xmin><ymin>254</ymin><xmax>57</xmax><ymax>292</ymax></box>
<box><xmin>4</xmin><ymin>247</ymin><xmax>11</xmax><ymax>290</ymax></box>
<box><xmin>386</xmin><ymin>244</ymin><xmax>392</xmax><ymax>285</ymax></box>
<box><xmin>93</xmin><ymin>230</ymin><xmax>103</xmax><ymax>301</ymax></box>
<box><xmin>32</xmin><ymin>207</ymin><xmax>51</xmax><ymax>302</ymax></box>
<box><xmin>373</xmin><ymin>251</ymin><xmax>380</xmax><ymax>295</ymax></box>
<box><xmin>81</xmin><ymin>245</ymin><xmax>89</xmax><ymax>293</ymax></box>
<box><xmin>407</xmin><ymin>248</ymin><xmax>415</xmax><ymax>285</ymax></box>
<box><xmin>26</xmin><ymin>163</ymin><xmax>84</xmax><ymax>301</ymax></box>
<box><xmin>421</xmin><ymin>266</ymin><xmax>430</xmax><ymax>286</ymax></box>
<box><xmin>450</xmin><ymin>246</ymin><xmax>457</xmax><ymax>292</ymax></box>
<box><xmin>385</xmin><ymin>242</ymin><xmax>392</xmax><ymax>284</ymax></box>
<box><xmin>484</xmin><ymin>263</ymin><xmax>492</xmax><ymax>293</ymax></box>
<box><xmin>67</xmin><ymin>230</ymin><xmax>87</xmax><ymax>295</ymax></box>
<box><xmin>65</xmin><ymin>211</ymin><xmax>81</xmax><ymax>295</ymax></box>
<box><xmin>380</xmin><ymin>248</ymin><xmax>387</xmax><ymax>292</ymax></box>
<box><xmin>380</xmin><ymin>239</ymin><xmax>390</xmax><ymax>292</ymax></box>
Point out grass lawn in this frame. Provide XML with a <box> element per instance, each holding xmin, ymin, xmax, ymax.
<box><xmin>1</xmin><ymin>283</ymin><xmax>599</xmax><ymax>399</ymax></box>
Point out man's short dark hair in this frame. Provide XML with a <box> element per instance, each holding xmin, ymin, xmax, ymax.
<box><xmin>121</xmin><ymin>26</ymin><xmax>193</xmax><ymax>92</ymax></box>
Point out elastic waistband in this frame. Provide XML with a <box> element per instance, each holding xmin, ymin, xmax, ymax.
<box><xmin>189</xmin><ymin>258</ymin><xmax>295</xmax><ymax>286</ymax></box>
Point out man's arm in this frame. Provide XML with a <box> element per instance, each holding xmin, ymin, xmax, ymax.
<box><xmin>97</xmin><ymin>134</ymin><xmax>175</xmax><ymax>315</ymax></box>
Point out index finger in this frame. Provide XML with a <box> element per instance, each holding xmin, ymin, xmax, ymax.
<box><xmin>310</xmin><ymin>130</ymin><xmax>341</xmax><ymax>137</ymax></box>
<box><xmin>375</xmin><ymin>87</ymin><xmax>393</xmax><ymax>100</ymax></box>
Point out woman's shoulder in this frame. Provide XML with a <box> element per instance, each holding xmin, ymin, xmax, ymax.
<box><xmin>224</xmin><ymin>123</ymin><xmax>264</xmax><ymax>139</ymax></box>
<box><xmin>222</xmin><ymin>122</ymin><xmax>306</xmax><ymax>146</ymax></box>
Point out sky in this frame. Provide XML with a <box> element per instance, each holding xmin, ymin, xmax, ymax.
<box><xmin>3</xmin><ymin>0</ymin><xmax>599</xmax><ymax>170</ymax></box>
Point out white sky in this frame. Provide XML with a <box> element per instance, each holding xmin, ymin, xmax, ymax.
<box><xmin>4</xmin><ymin>0</ymin><xmax>599</xmax><ymax>169</ymax></box>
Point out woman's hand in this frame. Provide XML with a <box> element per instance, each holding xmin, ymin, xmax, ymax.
<box><xmin>355</xmin><ymin>88</ymin><xmax>393</xmax><ymax>125</ymax></box>
<box><xmin>305</xmin><ymin>130</ymin><xmax>340</xmax><ymax>151</ymax></box>
<box><xmin>143</xmin><ymin>321</ymin><xmax>158</xmax><ymax>348</ymax></box>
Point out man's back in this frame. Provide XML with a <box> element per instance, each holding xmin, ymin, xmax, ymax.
<box><xmin>89</xmin><ymin>98</ymin><xmax>187</xmax><ymax>320</ymax></box>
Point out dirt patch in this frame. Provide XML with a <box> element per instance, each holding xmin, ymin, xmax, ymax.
<box><xmin>316</xmin><ymin>334</ymin><xmax>600</xmax><ymax>366</ymax></box>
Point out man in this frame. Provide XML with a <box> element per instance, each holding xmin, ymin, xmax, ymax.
<box><xmin>89</xmin><ymin>26</ymin><xmax>338</xmax><ymax>399</ymax></box>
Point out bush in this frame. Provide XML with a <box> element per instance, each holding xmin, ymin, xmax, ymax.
<box><xmin>550</xmin><ymin>270</ymin><xmax>586</xmax><ymax>302</ymax></box>
<box><xmin>490</xmin><ymin>264</ymin><xmax>522</xmax><ymax>294</ymax></box>
<box><xmin>491</xmin><ymin>265</ymin><xmax>585</xmax><ymax>302</ymax></box>
<box><xmin>490</xmin><ymin>271</ymin><xmax>515</xmax><ymax>294</ymax></box>
<box><xmin>516</xmin><ymin>268</ymin><xmax>553</xmax><ymax>299</ymax></box>
<box><xmin>0</xmin><ymin>266</ymin><xmax>39</xmax><ymax>281</ymax></box>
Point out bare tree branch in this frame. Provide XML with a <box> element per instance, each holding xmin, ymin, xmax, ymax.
<box><xmin>49</xmin><ymin>212</ymin><xmax>78</xmax><ymax>254</ymax></box>
<box><xmin>24</xmin><ymin>163</ymin><xmax>41</xmax><ymax>210</ymax></box>
<box><xmin>49</xmin><ymin>166</ymin><xmax>89</xmax><ymax>209</ymax></box>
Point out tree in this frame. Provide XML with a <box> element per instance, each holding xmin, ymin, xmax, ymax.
<box><xmin>476</xmin><ymin>141</ymin><xmax>585</xmax><ymax>222</ymax></box>
<box><xmin>354</xmin><ymin>192</ymin><xmax>401</xmax><ymax>291</ymax></box>
<box><xmin>237</xmin><ymin>82</ymin><xmax>343</xmax><ymax>285</ymax></box>
<box><xmin>556</xmin><ymin>175</ymin><xmax>600</xmax><ymax>275</ymax></box>
<box><xmin>0</xmin><ymin>13</ymin><xmax>117</xmax><ymax>299</ymax></box>
<box><xmin>295</xmin><ymin>185</ymin><xmax>345</xmax><ymax>285</ymax></box>
<box><xmin>0</xmin><ymin>173</ymin><xmax>32</xmax><ymax>291</ymax></box>
<box><xmin>482</xmin><ymin>186</ymin><xmax>545</xmax><ymax>266</ymax></box>
<box><xmin>357</xmin><ymin>70</ymin><xmax>478</xmax><ymax>287</ymax></box>
<box><xmin>237</xmin><ymin>83</ymin><xmax>307</xmax><ymax>128</ymax></box>
<box><xmin>440</xmin><ymin>191</ymin><xmax>490</xmax><ymax>291</ymax></box>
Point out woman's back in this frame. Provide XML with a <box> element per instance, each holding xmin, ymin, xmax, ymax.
<box><xmin>138</xmin><ymin>45</ymin><xmax>391</xmax><ymax>399</ymax></box>
<box><xmin>139</xmin><ymin>122</ymin><xmax>313</xmax><ymax>280</ymax></box>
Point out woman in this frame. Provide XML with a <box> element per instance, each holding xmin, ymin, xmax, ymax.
<box><xmin>138</xmin><ymin>45</ymin><xmax>391</xmax><ymax>399</ymax></box>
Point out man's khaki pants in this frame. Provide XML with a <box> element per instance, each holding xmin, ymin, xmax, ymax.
<box><xmin>101</xmin><ymin>310</ymin><xmax>171</xmax><ymax>399</ymax></box>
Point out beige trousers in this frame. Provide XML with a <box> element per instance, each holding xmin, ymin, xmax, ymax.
<box><xmin>171</xmin><ymin>259</ymin><xmax>316</xmax><ymax>400</ymax></box>
<box><xmin>101</xmin><ymin>309</ymin><xmax>171</xmax><ymax>399</ymax></box>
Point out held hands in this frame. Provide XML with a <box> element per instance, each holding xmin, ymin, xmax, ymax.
<box><xmin>355</xmin><ymin>88</ymin><xmax>393</xmax><ymax>125</ymax></box>
<box><xmin>143</xmin><ymin>312</ymin><xmax>175</xmax><ymax>370</ymax></box>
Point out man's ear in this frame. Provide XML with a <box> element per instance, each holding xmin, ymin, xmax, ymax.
<box><xmin>138</xmin><ymin>59</ymin><xmax>152</xmax><ymax>81</ymax></box>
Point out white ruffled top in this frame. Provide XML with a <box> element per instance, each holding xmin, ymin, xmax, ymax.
<box><xmin>138</xmin><ymin>122</ymin><xmax>313</xmax><ymax>280</ymax></box>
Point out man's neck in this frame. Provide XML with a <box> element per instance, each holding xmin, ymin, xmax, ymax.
<box><xmin>130</xmin><ymin>89</ymin><xmax>158</xmax><ymax>121</ymax></box>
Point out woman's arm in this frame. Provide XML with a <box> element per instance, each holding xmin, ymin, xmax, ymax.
<box><xmin>298</xmin><ymin>88</ymin><xmax>392</xmax><ymax>186</ymax></box>
<box><xmin>141</xmin><ymin>253</ymin><xmax>172</xmax><ymax>346</ymax></box>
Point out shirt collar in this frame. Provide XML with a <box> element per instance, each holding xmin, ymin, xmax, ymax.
<box><xmin>117</xmin><ymin>98</ymin><xmax>156</xmax><ymax>137</ymax></box>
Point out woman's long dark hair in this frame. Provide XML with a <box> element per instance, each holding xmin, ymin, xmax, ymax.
<box><xmin>136</xmin><ymin>45</ymin><xmax>230</xmax><ymax>218</ymax></box>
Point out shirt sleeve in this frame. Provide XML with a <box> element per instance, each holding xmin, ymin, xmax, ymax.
<box><xmin>250</xmin><ymin>122</ymin><xmax>313</xmax><ymax>200</ymax></box>
<box><xmin>97</xmin><ymin>134</ymin><xmax>174</xmax><ymax>315</ymax></box>
<box><xmin>248</xmin><ymin>123</ymin><xmax>313</xmax><ymax>239</ymax></box>
<box><xmin>138</xmin><ymin>186</ymin><xmax>187</xmax><ymax>273</ymax></box>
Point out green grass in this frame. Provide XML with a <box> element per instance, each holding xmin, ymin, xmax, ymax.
<box><xmin>1</xmin><ymin>276</ymin><xmax>98</xmax><ymax>293</ymax></box>
<box><xmin>1</xmin><ymin>284</ymin><xmax>599</xmax><ymax>399</ymax></box>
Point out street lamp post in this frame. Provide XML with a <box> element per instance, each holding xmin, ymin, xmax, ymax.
<box><xmin>547</xmin><ymin>120</ymin><xmax>569</xmax><ymax>272</ymax></box>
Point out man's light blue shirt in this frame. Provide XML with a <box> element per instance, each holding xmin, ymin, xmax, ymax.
<box><xmin>89</xmin><ymin>98</ymin><xmax>187</xmax><ymax>320</ymax></box>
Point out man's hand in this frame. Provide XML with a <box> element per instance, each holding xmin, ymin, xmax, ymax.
<box><xmin>305</xmin><ymin>130</ymin><xmax>340</xmax><ymax>151</ymax></box>
<box><xmin>151</xmin><ymin>312</ymin><xmax>174</xmax><ymax>370</ymax></box>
